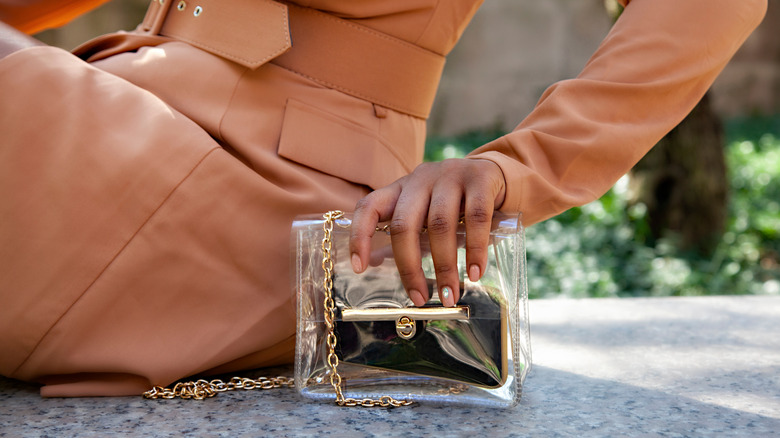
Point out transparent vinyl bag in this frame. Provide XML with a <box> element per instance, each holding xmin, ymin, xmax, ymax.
<box><xmin>293</xmin><ymin>212</ymin><xmax>531</xmax><ymax>407</ymax></box>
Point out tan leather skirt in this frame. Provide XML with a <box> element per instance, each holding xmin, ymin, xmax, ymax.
<box><xmin>0</xmin><ymin>32</ymin><xmax>424</xmax><ymax>396</ymax></box>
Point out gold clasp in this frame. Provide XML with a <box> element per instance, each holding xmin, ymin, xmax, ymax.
<box><xmin>341</xmin><ymin>306</ymin><xmax>470</xmax><ymax>339</ymax></box>
<box><xmin>395</xmin><ymin>316</ymin><xmax>416</xmax><ymax>339</ymax></box>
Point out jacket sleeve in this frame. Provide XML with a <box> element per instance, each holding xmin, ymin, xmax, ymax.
<box><xmin>0</xmin><ymin>0</ymin><xmax>109</xmax><ymax>34</ymax></box>
<box><xmin>467</xmin><ymin>0</ymin><xmax>767</xmax><ymax>226</ymax></box>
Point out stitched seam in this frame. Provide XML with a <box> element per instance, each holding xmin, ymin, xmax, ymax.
<box><xmin>288</xmin><ymin>98</ymin><xmax>415</xmax><ymax>173</ymax></box>
<box><xmin>413</xmin><ymin>0</ymin><xmax>442</xmax><ymax>48</ymax></box>
<box><xmin>11</xmin><ymin>147</ymin><xmax>221</xmax><ymax>376</ymax></box>
<box><xmin>290</xmin><ymin>3</ymin><xmax>443</xmax><ymax>58</ymax></box>
<box><xmin>216</xmin><ymin>67</ymin><xmax>251</xmax><ymax>142</ymax></box>
<box><xmin>171</xmin><ymin>34</ymin><xmax>289</xmax><ymax>66</ymax></box>
<box><xmin>276</xmin><ymin>64</ymin><xmax>426</xmax><ymax>120</ymax></box>
<box><xmin>166</xmin><ymin>2</ymin><xmax>291</xmax><ymax>67</ymax></box>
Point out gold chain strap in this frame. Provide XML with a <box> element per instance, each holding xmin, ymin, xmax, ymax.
<box><xmin>321</xmin><ymin>210</ymin><xmax>414</xmax><ymax>407</ymax></box>
<box><xmin>143</xmin><ymin>376</ymin><xmax>294</xmax><ymax>400</ymax></box>
<box><xmin>143</xmin><ymin>211</ymin><xmax>410</xmax><ymax>406</ymax></box>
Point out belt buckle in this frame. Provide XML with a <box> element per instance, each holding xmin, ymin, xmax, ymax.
<box><xmin>140</xmin><ymin>0</ymin><xmax>172</xmax><ymax>35</ymax></box>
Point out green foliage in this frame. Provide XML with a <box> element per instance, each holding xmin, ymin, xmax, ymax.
<box><xmin>423</xmin><ymin>127</ymin><xmax>506</xmax><ymax>161</ymax></box>
<box><xmin>424</xmin><ymin>115</ymin><xmax>780</xmax><ymax>298</ymax></box>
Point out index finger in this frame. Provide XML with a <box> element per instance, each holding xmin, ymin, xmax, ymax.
<box><xmin>349</xmin><ymin>184</ymin><xmax>401</xmax><ymax>274</ymax></box>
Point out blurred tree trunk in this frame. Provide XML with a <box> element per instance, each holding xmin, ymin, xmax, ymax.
<box><xmin>604</xmin><ymin>0</ymin><xmax>728</xmax><ymax>255</ymax></box>
<box><xmin>629</xmin><ymin>93</ymin><xmax>728</xmax><ymax>255</ymax></box>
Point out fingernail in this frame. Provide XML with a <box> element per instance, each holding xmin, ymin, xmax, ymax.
<box><xmin>351</xmin><ymin>253</ymin><xmax>362</xmax><ymax>273</ymax></box>
<box><xmin>441</xmin><ymin>286</ymin><xmax>455</xmax><ymax>307</ymax></box>
<box><xmin>409</xmin><ymin>289</ymin><xmax>426</xmax><ymax>307</ymax></box>
<box><xmin>468</xmin><ymin>264</ymin><xmax>481</xmax><ymax>282</ymax></box>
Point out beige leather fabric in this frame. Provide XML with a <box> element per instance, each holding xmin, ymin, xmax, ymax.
<box><xmin>0</xmin><ymin>44</ymin><xmax>379</xmax><ymax>396</ymax></box>
<box><xmin>0</xmin><ymin>4</ymin><xmax>434</xmax><ymax>394</ymax></box>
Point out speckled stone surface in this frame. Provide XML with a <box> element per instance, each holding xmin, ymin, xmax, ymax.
<box><xmin>2</xmin><ymin>296</ymin><xmax>779</xmax><ymax>437</ymax></box>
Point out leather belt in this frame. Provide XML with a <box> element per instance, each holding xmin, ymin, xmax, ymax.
<box><xmin>139</xmin><ymin>0</ymin><xmax>446</xmax><ymax>119</ymax></box>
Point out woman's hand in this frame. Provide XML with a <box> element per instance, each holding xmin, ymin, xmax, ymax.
<box><xmin>349</xmin><ymin>158</ymin><xmax>506</xmax><ymax>307</ymax></box>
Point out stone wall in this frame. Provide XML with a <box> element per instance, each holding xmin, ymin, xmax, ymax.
<box><xmin>429</xmin><ymin>0</ymin><xmax>613</xmax><ymax>135</ymax></box>
<box><xmin>35</xmin><ymin>0</ymin><xmax>148</xmax><ymax>50</ymax></box>
<box><xmin>708</xmin><ymin>0</ymin><xmax>780</xmax><ymax>119</ymax></box>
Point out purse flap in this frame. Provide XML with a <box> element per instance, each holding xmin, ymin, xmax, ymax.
<box><xmin>332</xmin><ymin>269</ymin><xmax>507</xmax><ymax>388</ymax></box>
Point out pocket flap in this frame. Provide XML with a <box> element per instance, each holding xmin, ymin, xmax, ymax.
<box><xmin>278</xmin><ymin>98</ymin><xmax>412</xmax><ymax>190</ymax></box>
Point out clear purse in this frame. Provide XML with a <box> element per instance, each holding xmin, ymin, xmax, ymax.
<box><xmin>293</xmin><ymin>211</ymin><xmax>532</xmax><ymax>407</ymax></box>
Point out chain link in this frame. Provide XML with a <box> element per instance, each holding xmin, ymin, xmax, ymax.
<box><xmin>142</xmin><ymin>211</ymin><xmax>412</xmax><ymax>407</ymax></box>
<box><xmin>322</xmin><ymin>211</ymin><xmax>414</xmax><ymax>407</ymax></box>
<box><xmin>142</xmin><ymin>376</ymin><xmax>294</xmax><ymax>400</ymax></box>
